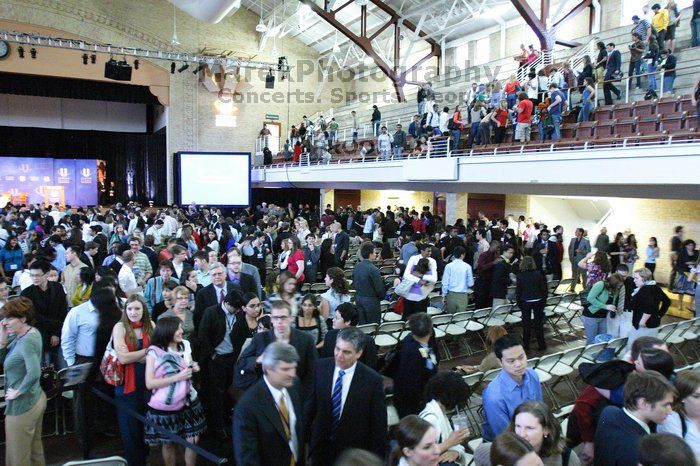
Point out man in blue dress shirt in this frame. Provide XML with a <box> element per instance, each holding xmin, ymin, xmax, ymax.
<box><xmin>441</xmin><ymin>246</ymin><xmax>474</xmax><ymax>313</ymax></box>
<box><xmin>481</xmin><ymin>334</ymin><xmax>542</xmax><ymax>441</ymax></box>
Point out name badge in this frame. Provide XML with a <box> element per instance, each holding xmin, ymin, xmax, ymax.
<box><xmin>257</xmin><ymin>253</ymin><xmax>264</xmax><ymax>259</ymax></box>
<box><xmin>10</xmin><ymin>264</ymin><xmax>17</xmax><ymax>270</ymax></box>
<box><xmin>306</xmin><ymin>260</ymin><xmax>313</xmax><ymax>266</ymax></box>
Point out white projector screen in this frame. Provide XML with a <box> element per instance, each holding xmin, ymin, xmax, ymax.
<box><xmin>178</xmin><ymin>152</ymin><xmax>250</xmax><ymax>206</ymax></box>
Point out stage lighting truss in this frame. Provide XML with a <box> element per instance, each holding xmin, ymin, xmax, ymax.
<box><xmin>0</xmin><ymin>30</ymin><xmax>292</xmax><ymax>73</ymax></box>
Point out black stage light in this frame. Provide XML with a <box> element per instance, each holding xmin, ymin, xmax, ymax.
<box><xmin>82</xmin><ymin>53</ymin><xmax>88</xmax><ymax>65</ymax></box>
<box><xmin>29</xmin><ymin>48</ymin><xmax>37</xmax><ymax>59</ymax></box>
<box><xmin>90</xmin><ymin>54</ymin><xmax>97</xmax><ymax>64</ymax></box>
<box><xmin>177</xmin><ymin>63</ymin><xmax>190</xmax><ymax>73</ymax></box>
<box><xmin>171</xmin><ymin>62</ymin><xmax>176</xmax><ymax>74</ymax></box>
<box><xmin>134</xmin><ymin>59</ymin><xmax>139</xmax><ymax>70</ymax></box>
<box><xmin>17</xmin><ymin>46</ymin><xmax>24</xmax><ymax>58</ymax></box>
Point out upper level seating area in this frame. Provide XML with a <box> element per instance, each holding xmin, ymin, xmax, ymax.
<box><xmin>254</xmin><ymin>6</ymin><xmax>700</xmax><ymax>168</ymax></box>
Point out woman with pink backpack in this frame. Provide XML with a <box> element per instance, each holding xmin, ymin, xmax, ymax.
<box><xmin>144</xmin><ymin>316</ymin><xmax>206</xmax><ymax>466</ymax></box>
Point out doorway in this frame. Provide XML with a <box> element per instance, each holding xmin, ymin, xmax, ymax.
<box><xmin>264</xmin><ymin>121</ymin><xmax>282</xmax><ymax>154</ymax></box>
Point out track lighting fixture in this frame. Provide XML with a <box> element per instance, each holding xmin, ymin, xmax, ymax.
<box><xmin>193</xmin><ymin>63</ymin><xmax>206</xmax><ymax>75</ymax></box>
<box><xmin>29</xmin><ymin>48</ymin><xmax>37</xmax><ymax>59</ymax></box>
<box><xmin>17</xmin><ymin>46</ymin><xmax>24</xmax><ymax>58</ymax></box>
<box><xmin>91</xmin><ymin>54</ymin><xmax>97</xmax><ymax>64</ymax></box>
<box><xmin>177</xmin><ymin>63</ymin><xmax>189</xmax><ymax>73</ymax></box>
<box><xmin>82</xmin><ymin>53</ymin><xmax>88</xmax><ymax>65</ymax></box>
<box><xmin>171</xmin><ymin>62</ymin><xmax>176</xmax><ymax>74</ymax></box>
<box><xmin>134</xmin><ymin>59</ymin><xmax>139</xmax><ymax>70</ymax></box>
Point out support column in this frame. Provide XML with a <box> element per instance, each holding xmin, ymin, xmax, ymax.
<box><xmin>320</xmin><ymin>188</ymin><xmax>335</xmax><ymax>212</ymax></box>
<box><xmin>445</xmin><ymin>192</ymin><xmax>468</xmax><ymax>225</ymax></box>
<box><xmin>504</xmin><ymin>194</ymin><xmax>530</xmax><ymax>219</ymax></box>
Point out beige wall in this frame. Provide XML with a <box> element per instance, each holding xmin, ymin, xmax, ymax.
<box><xmin>360</xmin><ymin>189</ymin><xmax>434</xmax><ymax>211</ymax></box>
<box><xmin>0</xmin><ymin>0</ymin><xmax>349</xmax><ymax>201</ymax></box>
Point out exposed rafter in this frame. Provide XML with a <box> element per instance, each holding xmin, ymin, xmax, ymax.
<box><xmin>297</xmin><ymin>0</ymin><xmax>441</xmax><ymax>102</ymax></box>
<box><xmin>511</xmin><ymin>0</ymin><xmax>595</xmax><ymax>50</ymax></box>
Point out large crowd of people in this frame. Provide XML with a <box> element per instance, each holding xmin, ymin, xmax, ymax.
<box><xmin>0</xmin><ymin>199</ymin><xmax>697</xmax><ymax>466</ymax></box>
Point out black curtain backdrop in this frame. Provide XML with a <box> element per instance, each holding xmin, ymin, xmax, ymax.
<box><xmin>0</xmin><ymin>72</ymin><xmax>161</xmax><ymax>104</ymax></box>
<box><xmin>0</xmin><ymin>126</ymin><xmax>167</xmax><ymax>205</ymax></box>
<box><xmin>251</xmin><ymin>188</ymin><xmax>320</xmax><ymax>210</ymax></box>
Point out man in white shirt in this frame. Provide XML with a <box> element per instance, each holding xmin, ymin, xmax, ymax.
<box><xmin>146</xmin><ymin>220</ymin><xmax>164</xmax><ymax>246</ymax></box>
<box><xmin>438</xmin><ymin>106</ymin><xmax>450</xmax><ymax>134</ymax></box>
<box><xmin>233</xmin><ymin>342</ymin><xmax>302</xmax><ymax>466</ymax></box>
<box><xmin>170</xmin><ymin>245</ymin><xmax>188</xmax><ymax>280</ymax></box>
<box><xmin>376</xmin><ymin>126</ymin><xmax>394</xmax><ymax>160</ymax></box>
<box><xmin>117</xmin><ymin>250</ymin><xmax>141</xmax><ymax>296</ymax></box>
<box><xmin>441</xmin><ymin>246</ymin><xmax>474</xmax><ymax>313</ymax></box>
<box><xmin>425</xmin><ymin>103</ymin><xmax>441</xmax><ymax>130</ymax></box>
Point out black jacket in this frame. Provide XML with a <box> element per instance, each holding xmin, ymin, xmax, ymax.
<box><xmin>392</xmin><ymin>334</ymin><xmax>439</xmax><ymax>418</ymax></box>
<box><xmin>306</xmin><ymin>358</ymin><xmax>387</xmax><ymax>465</ymax></box>
<box><xmin>21</xmin><ymin>283</ymin><xmax>68</xmax><ymax>347</ymax></box>
<box><xmin>352</xmin><ymin>259</ymin><xmax>385</xmax><ymax>299</ymax></box>
<box><xmin>594</xmin><ymin>405</ymin><xmax>649</xmax><ymax>466</ymax></box>
<box><xmin>235</xmin><ymin>328</ymin><xmax>317</xmax><ymax>400</ymax></box>
<box><xmin>233</xmin><ymin>379</ymin><xmax>305</xmax><ymax>466</ymax></box>
<box><xmin>193</xmin><ymin>281</ymin><xmax>241</xmax><ymax>329</ymax></box>
<box><xmin>320</xmin><ymin>329</ymin><xmax>378</xmax><ymax>369</ymax></box>
<box><xmin>515</xmin><ymin>269</ymin><xmax>548</xmax><ymax>303</ymax></box>
<box><xmin>197</xmin><ymin>303</ymin><xmax>237</xmax><ymax>362</ymax></box>
<box><xmin>490</xmin><ymin>258</ymin><xmax>513</xmax><ymax>299</ymax></box>
<box><xmin>631</xmin><ymin>283</ymin><xmax>671</xmax><ymax>329</ymax></box>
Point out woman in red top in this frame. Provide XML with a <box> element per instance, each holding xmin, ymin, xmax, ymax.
<box><xmin>450</xmin><ymin>105</ymin><xmax>465</xmax><ymax>151</ymax></box>
<box><xmin>293</xmin><ymin>141</ymin><xmax>302</xmax><ymax>162</ymax></box>
<box><xmin>286</xmin><ymin>235</ymin><xmax>306</xmax><ymax>283</ymax></box>
<box><xmin>492</xmin><ymin>100</ymin><xmax>510</xmax><ymax>144</ymax></box>
<box><xmin>504</xmin><ymin>75</ymin><xmax>521</xmax><ymax>110</ymax></box>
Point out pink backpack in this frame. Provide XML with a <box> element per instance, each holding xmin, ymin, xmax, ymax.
<box><xmin>147</xmin><ymin>347</ymin><xmax>189</xmax><ymax>412</ymax></box>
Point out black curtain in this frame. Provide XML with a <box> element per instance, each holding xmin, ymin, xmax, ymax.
<box><xmin>251</xmin><ymin>188</ymin><xmax>320</xmax><ymax>210</ymax></box>
<box><xmin>0</xmin><ymin>126</ymin><xmax>167</xmax><ymax>205</ymax></box>
<box><xmin>0</xmin><ymin>72</ymin><xmax>160</xmax><ymax>104</ymax></box>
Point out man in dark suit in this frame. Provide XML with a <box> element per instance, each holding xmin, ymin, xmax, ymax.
<box><xmin>198</xmin><ymin>289</ymin><xmax>242</xmax><ymax>440</ymax></box>
<box><xmin>193</xmin><ymin>262</ymin><xmax>240</xmax><ymax>329</ymax></box>
<box><xmin>568</xmin><ymin>227</ymin><xmax>591</xmax><ymax>291</ymax></box>
<box><xmin>307</xmin><ymin>327</ymin><xmax>387</xmax><ymax>465</ymax></box>
<box><xmin>234</xmin><ymin>300</ymin><xmax>317</xmax><ymax>399</ymax></box>
<box><xmin>233</xmin><ymin>342</ymin><xmax>305</xmax><ymax>466</ymax></box>
<box><xmin>225</xmin><ymin>251</ymin><xmax>257</xmax><ymax>295</ymax></box>
<box><xmin>531</xmin><ymin>230</ymin><xmax>556</xmax><ymax>275</ymax></box>
<box><xmin>490</xmin><ymin>244</ymin><xmax>515</xmax><ymax>309</ymax></box>
<box><xmin>352</xmin><ymin>242</ymin><xmax>385</xmax><ymax>325</ymax></box>
<box><xmin>594</xmin><ymin>371</ymin><xmax>675</xmax><ymax>466</ymax></box>
<box><xmin>320</xmin><ymin>303</ymin><xmax>377</xmax><ymax>369</ymax></box>
<box><xmin>603</xmin><ymin>42</ymin><xmax>622</xmax><ymax>104</ymax></box>
<box><xmin>332</xmin><ymin>222</ymin><xmax>350</xmax><ymax>269</ymax></box>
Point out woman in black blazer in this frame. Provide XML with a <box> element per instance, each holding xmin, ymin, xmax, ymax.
<box><xmin>515</xmin><ymin>256</ymin><xmax>549</xmax><ymax>351</ymax></box>
<box><xmin>629</xmin><ymin>267</ymin><xmax>671</xmax><ymax>348</ymax></box>
<box><xmin>389</xmin><ymin>312</ymin><xmax>439</xmax><ymax>418</ymax></box>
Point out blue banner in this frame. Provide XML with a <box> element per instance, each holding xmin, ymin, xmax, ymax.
<box><xmin>0</xmin><ymin>157</ymin><xmax>98</xmax><ymax>205</ymax></box>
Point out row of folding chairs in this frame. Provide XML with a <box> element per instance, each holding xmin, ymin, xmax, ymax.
<box><xmin>656</xmin><ymin>317</ymin><xmax>700</xmax><ymax>365</ymax></box>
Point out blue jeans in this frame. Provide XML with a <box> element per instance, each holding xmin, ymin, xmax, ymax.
<box><xmin>115</xmin><ymin>368</ymin><xmax>149</xmax><ymax>466</ymax></box>
<box><xmin>506</xmin><ymin>93</ymin><xmax>517</xmax><ymax>109</ymax></box>
<box><xmin>467</xmin><ymin>122</ymin><xmax>481</xmax><ymax>147</ymax></box>
<box><xmin>418</xmin><ymin>100</ymin><xmax>426</xmax><ymax>116</ymax></box>
<box><xmin>329</xmin><ymin>130</ymin><xmax>336</xmax><ymax>143</ymax></box>
<box><xmin>663</xmin><ymin>75</ymin><xmax>675</xmax><ymax>94</ymax></box>
<box><xmin>372</xmin><ymin>120</ymin><xmax>380</xmax><ymax>136</ymax></box>
<box><xmin>582</xmin><ymin>316</ymin><xmax>607</xmax><ymax>345</ymax></box>
<box><xmin>692</xmin><ymin>17</ymin><xmax>700</xmax><ymax>47</ymax></box>
<box><xmin>647</xmin><ymin>63</ymin><xmax>658</xmax><ymax>90</ymax></box>
<box><xmin>451</xmin><ymin>129</ymin><xmax>461</xmax><ymax>148</ymax></box>
<box><xmin>352</xmin><ymin>130</ymin><xmax>358</xmax><ymax>141</ymax></box>
<box><xmin>628</xmin><ymin>60</ymin><xmax>642</xmax><ymax>88</ymax></box>
<box><xmin>578</xmin><ymin>102</ymin><xmax>592</xmax><ymax>122</ymax></box>
<box><xmin>551</xmin><ymin>114</ymin><xmax>562</xmax><ymax>140</ymax></box>
<box><xmin>393</xmin><ymin>147</ymin><xmax>403</xmax><ymax>156</ymax></box>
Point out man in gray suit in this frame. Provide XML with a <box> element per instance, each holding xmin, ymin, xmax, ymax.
<box><xmin>568</xmin><ymin>227</ymin><xmax>591</xmax><ymax>291</ymax></box>
<box><xmin>352</xmin><ymin>242</ymin><xmax>385</xmax><ymax>324</ymax></box>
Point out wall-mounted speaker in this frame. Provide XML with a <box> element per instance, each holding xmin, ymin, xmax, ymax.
<box><xmin>265</xmin><ymin>74</ymin><xmax>275</xmax><ymax>89</ymax></box>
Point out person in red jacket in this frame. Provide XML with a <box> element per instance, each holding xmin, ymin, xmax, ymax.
<box><xmin>411</xmin><ymin>211</ymin><xmax>426</xmax><ymax>235</ymax></box>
